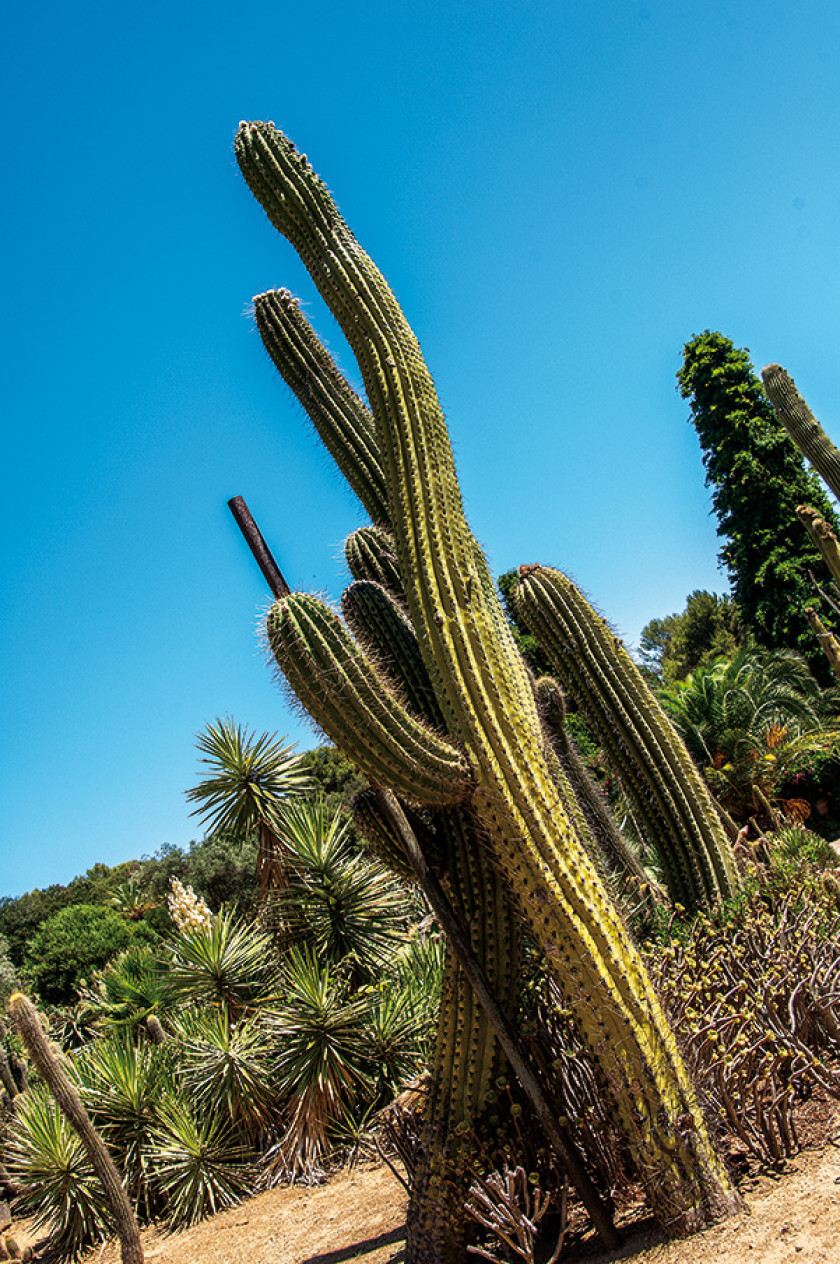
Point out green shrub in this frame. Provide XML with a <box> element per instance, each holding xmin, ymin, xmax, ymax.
<box><xmin>24</xmin><ymin>904</ymin><xmax>157</xmax><ymax>1005</ymax></box>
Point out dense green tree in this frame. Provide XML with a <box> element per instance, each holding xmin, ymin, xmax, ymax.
<box><xmin>24</xmin><ymin>904</ymin><xmax>157</xmax><ymax>1005</ymax></box>
<box><xmin>0</xmin><ymin>862</ymin><xmax>134</xmax><ymax>968</ymax></box>
<box><xmin>678</xmin><ymin>332</ymin><xmax>840</xmax><ymax>669</ymax></box>
<box><xmin>639</xmin><ymin>591</ymin><xmax>747</xmax><ymax>683</ymax></box>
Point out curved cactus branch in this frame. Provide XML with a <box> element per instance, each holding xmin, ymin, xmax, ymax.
<box><xmin>763</xmin><ymin>363</ymin><xmax>840</xmax><ymax>501</ymax></box>
<box><xmin>8</xmin><ymin>994</ymin><xmax>144</xmax><ymax>1264</ymax></box>
<box><xmin>797</xmin><ymin>505</ymin><xmax>840</xmax><ymax>590</ymax></box>
<box><xmin>254</xmin><ymin>289</ymin><xmax>391</xmax><ymax>527</ymax></box>
<box><xmin>805</xmin><ymin>606</ymin><xmax>840</xmax><ymax>682</ymax></box>
<box><xmin>268</xmin><ymin>591</ymin><xmax>472</xmax><ymax>805</ymax></box>
<box><xmin>534</xmin><ymin>676</ymin><xmax>665</xmax><ymax>907</ymax></box>
<box><xmin>514</xmin><ymin>566</ymin><xmax>740</xmax><ymax>911</ymax></box>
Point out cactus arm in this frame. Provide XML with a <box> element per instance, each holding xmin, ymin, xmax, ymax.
<box><xmin>345</xmin><ymin>526</ymin><xmax>405</xmax><ymax>601</ymax></box>
<box><xmin>237</xmin><ymin>123</ymin><xmax>740</xmax><ymax>1232</ymax></box>
<box><xmin>805</xmin><ymin>606</ymin><xmax>840</xmax><ymax>682</ymax></box>
<box><xmin>253</xmin><ymin>289</ymin><xmax>391</xmax><ymax>527</ymax></box>
<box><xmin>534</xmin><ymin>676</ymin><xmax>665</xmax><ymax>905</ymax></box>
<box><xmin>797</xmin><ymin>505</ymin><xmax>840</xmax><ymax>589</ymax></box>
<box><xmin>516</xmin><ymin>568</ymin><xmax>740</xmax><ymax>911</ymax></box>
<box><xmin>8</xmin><ymin>993</ymin><xmax>144</xmax><ymax>1264</ymax></box>
<box><xmin>763</xmin><ymin>363</ymin><xmax>840</xmax><ymax>501</ymax></box>
<box><xmin>342</xmin><ymin>580</ymin><xmax>448</xmax><ymax>729</ymax></box>
<box><xmin>267</xmin><ymin>592</ymin><xmax>471</xmax><ymax>805</ymax></box>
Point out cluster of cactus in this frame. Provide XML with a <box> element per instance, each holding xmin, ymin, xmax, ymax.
<box><xmin>233</xmin><ymin>120</ymin><xmax>742</xmax><ymax>1247</ymax></box>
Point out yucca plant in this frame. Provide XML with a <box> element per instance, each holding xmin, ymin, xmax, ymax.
<box><xmin>358</xmin><ymin>982</ymin><xmax>428</xmax><ymax>1109</ymax></box>
<box><xmin>149</xmin><ymin>1094</ymin><xmax>252</xmax><ymax>1228</ymax></box>
<box><xmin>186</xmin><ymin>718</ymin><xmax>310</xmax><ymax>895</ymax></box>
<box><xmin>76</xmin><ymin>1035</ymin><xmax>170</xmax><ymax>1221</ymax></box>
<box><xmin>174</xmin><ymin>1007</ymin><xmax>277</xmax><ymax>1142</ymax></box>
<box><xmin>165</xmin><ymin>908</ymin><xmax>280</xmax><ymax>1021</ymax></box>
<box><xmin>4</xmin><ymin>1087</ymin><xmax>112</xmax><ymax>1259</ymax></box>
<box><xmin>273</xmin><ymin>798</ymin><xmax>412</xmax><ymax>983</ymax></box>
<box><xmin>265</xmin><ymin>945</ymin><xmax>370</xmax><ymax>1177</ymax></box>
<box><xmin>79</xmin><ymin>945</ymin><xmax>171</xmax><ymax>1036</ymax></box>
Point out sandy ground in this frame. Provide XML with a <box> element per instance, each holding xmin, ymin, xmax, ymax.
<box><xmin>6</xmin><ymin>1113</ymin><xmax>840</xmax><ymax>1264</ymax></box>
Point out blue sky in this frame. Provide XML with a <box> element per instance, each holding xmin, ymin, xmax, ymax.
<box><xmin>4</xmin><ymin>2</ymin><xmax>840</xmax><ymax>897</ymax></box>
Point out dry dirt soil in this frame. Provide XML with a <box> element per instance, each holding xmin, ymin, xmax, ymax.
<box><xmin>7</xmin><ymin>1113</ymin><xmax>840</xmax><ymax>1264</ymax></box>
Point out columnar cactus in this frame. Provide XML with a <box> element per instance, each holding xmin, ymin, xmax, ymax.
<box><xmin>533</xmin><ymin>675</ymin><xmax>664</xmax><ymax>909</ymax></box>
<box><xmin>7</xmin><ymin>994</ymin><xmax>144</xmax><ymax>1264</ymax></box>
<box><xmin>235</xmin><ymin>121</ymin><xmax>740</xmax><ymax>1237</ymax></box>
<box><xmin>762</xmin><ymin>363</ymin><xmax>840</xmax><ymax>502</ymax></box>
<box><xmin>805</xmin><ymin>606</ymin><xmax>840</xmax><ymax>682</ymax></box>
<box><xmin>514</xmin><ymin>566</ymin><xmax>740</xmax><ymax>911</ymax></box>
<box><xmin>797</xmin><ymin>505</ymin><xmax>840</xmax><ymax>589</ymax></box>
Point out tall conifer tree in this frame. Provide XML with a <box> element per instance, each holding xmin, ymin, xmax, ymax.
<box><xmin>678</xmin><ymin>331</ymin><xmax>839</xmax><ymax>668</ymax></box>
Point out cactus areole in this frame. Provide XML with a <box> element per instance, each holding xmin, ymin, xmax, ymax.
<box><xmin>235</xmin><ymin>121</ymin><xmax>740</xmax><ymax>1236</ymax></box>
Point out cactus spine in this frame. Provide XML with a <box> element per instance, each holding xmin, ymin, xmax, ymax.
<box><xmin>762</xmin><ymin>363</ymin><xmax>840</xmax><ymax>501</ymax></box>
<box><xmin>236</xmin><ymin>121</ymin><xmax>739</xmax><ymax>1236</ymax></box>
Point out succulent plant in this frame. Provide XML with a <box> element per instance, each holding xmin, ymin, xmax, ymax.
<box><xmin>233</xmin><ymin>120</ymin><xmax>740</xmax><ymax>1238</ymax></box>
<box><xmin>514</xmin><ymin>565</ymin><xmax>740</xmax><ymax>912</ymax></box>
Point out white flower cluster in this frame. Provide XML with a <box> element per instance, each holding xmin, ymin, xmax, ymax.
<box><xmin>167</xmin><ymin>877</ymin><xmax>214</xmax><ymax>932</ymax></box>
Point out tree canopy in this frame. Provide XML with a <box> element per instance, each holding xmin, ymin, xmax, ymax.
<box><xmin>639</xmin><ymin>590</ymin><xmax>747</xmax><ymax>684</ymax></box>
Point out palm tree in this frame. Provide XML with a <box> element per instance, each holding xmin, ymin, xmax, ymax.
<box><xmin>185</xmin><ymin>718</ymin><xmax>310</xmax><ymax>896</ymax></box>
<box><xmin>659</xmin><ymin>649</ymin><xmax>840</xmax><ymax>830</ymax></box>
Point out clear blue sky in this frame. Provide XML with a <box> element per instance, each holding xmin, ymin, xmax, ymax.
<box><xmin>4</xmin><ymin>2</ymin><xmax>840</xmax><ymax>897</ymax></box>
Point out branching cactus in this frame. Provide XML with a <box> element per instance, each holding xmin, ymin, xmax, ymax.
<box><xmin>762</xmin><ymin>364</ymin><xmax>840</xmax><ymax>502</ymax></box>
<box><xmin>235</xmin><ymin>121</ymin><xmax>740</xmax><ymax>1236</ymax></box>
<box><xmin>513</xmin><ymin>566</ymin><xmax>740</xmax><ymax>912</ymax></box>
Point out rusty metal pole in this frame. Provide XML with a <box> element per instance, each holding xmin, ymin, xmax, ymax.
<box><xmin>227</xmin><ymin>496</ymin><xmax>290</xmax><ymax>599</ymax></box>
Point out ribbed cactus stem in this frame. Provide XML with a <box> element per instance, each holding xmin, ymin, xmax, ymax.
<box><xmin>534</xmin><ymin>676</ymin><xmax>664</xmax><ymax>906</ymax></box>
<box><xmin>237</xmin><ymin>122</ymin><xmax>740</xmax><ymax>1234</ymax></box>
<box><xmin>374</xmin><ymin>790</ymin><xmax>619</xmax><ymax>1252</ymax></box>
<box><xmin>797</xmin><ymin>505</ymin><xmax>840</xmax><ymax>589</ymax></box>
<box><xmin>342</xmin><ymin>581</ymin><xmax>447</xmax><ymax>729</ymax></box>
<box><xmin>805</xmin><ymin>607</ymin><xmax>840</xmax><ymax>682</ymax></box>
<box><xmin>515</xmin><ymin>567</ymin><xmax>739</xmax><ymax>912</ymax></box>
<box><xmin>7</xmin><ymin>994</ymin><xmax>144</xmax><ymax>1264</ymax></box>
<box><xmin>763</xmin><ymin>363</ymin><xmax>840</xmax><ymax>501</ymax></box>
<box><xmin>345</xmin><ymin>526</ymin><xmax>405</xmax><ymax>603</ymax></box>
<box><xmin>267</xmin><ymin>592</ymin><xmax>472</xmax><ymax>805</ymax></box>
<box><xmin>254</xmin><ymin>289</ymin><xmax>391</xmax><ymax>526</ymax></box>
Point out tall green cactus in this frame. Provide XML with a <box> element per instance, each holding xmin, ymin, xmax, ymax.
<box><xmin>514</xmin><ymin>566</ymin><xmax>740</xmax><ymax>911</ymax></box>
<box><xmin>762</xmin><ymin>363</ymin><xmax>840</xmax><ymax>502</ymax></box>
<box><xmin>235</xmin><ymin>121</ymin><xmax>740</xmax><ymax>1236</ymax></box>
